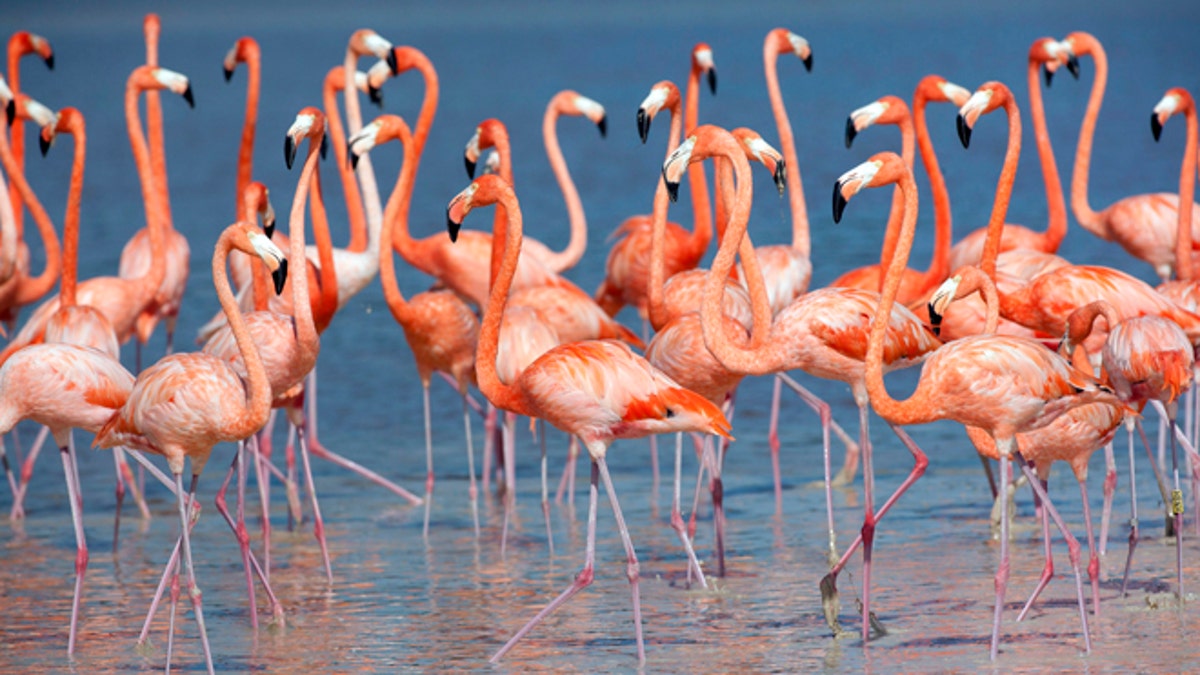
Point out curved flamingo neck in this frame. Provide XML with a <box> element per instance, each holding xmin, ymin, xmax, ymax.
<box><xmin>60</xmin><ymin>115</ymin><xmax>85</xmax><ymax>308</ymax></box>
<box><xmin>539</xmin><ymin>96</ymin><xmax>588</xmax><ymax>272</ymax></box>
<box><xmin>213</xmin><ymin>227</ymin><xmax>272</xmax><ymax>439</ymax></box>
<box><xmin>380</xmin><ymin>120</ymin><xmax>420</xmax><ymax>328</ymax></box>
<box><xmin>390</xmin><ymin>49</ymin><xmax>440</xmax><ymax>259</ymax></box>
<box><xmin>677</xmin><ymin>130</ymin><xmax>771</xmax><ymax>374</ymax></box>
<box><xmin>865</xmin><ymin>165</ymin><xmax>929</xmax><ymax>426</ymax></box>
<box><xmin>7</xmin><ymin>40</ymin><xmax>27</xmax><ymax>234</ymax></box>
<box><xmin>877</xmin><ymin>103</ymin><xmax>916</xmax><ymax>278</ymax></box>
<box><xmin>236</xmin><ymin>45</ymin><xmax>260</xmax><ymax>219</ymax></box>
<box><xmin>245</xmin><ymin>188</ymin><xmax>270</xmax><ymax>312</ymax></box>
<box><xmin>684</xmin><ymin>57</ymin><xmax>713</xmax><ymax>257</ymax></box>
<box><xmin>478</xmin><ymin>183</ymin><xmax>531</xmax><ymax>417</ymax></box>
<box><xmin>126</xmin><ymin>78</ymin><xmax>167</xmax><ymax>304</ymax></box>
<box><xmin>1070</xmin><ymin>36</ymin><xmax>1109</xmax><ymax>237</ymax></box>
<box><xmin>288</xmin><ymin>134</ymin><xmax>320</xmax><ymax>357</ymax></box>
<box><xmin>647</xmin><ymin>95</ymin><xmax>686</xmax><ymax>331</ymax></box>
<box><xmin>957</xmin><ymin>266</ymin><xmax>1000</xmax><ymax>334</ymax></box>
<box><xmin>144</xmin><ymin>30</ymin><xmax>172</xmax><ymax>235</ymax></box>
<box><xmin>306</xmin><ymin>167</ymin><xmax>339</xmax><ymax>332</ymax></box>
<box><xmin>1175</xmin><ymin>99</ymin><xmax>1197</xmax><ymax>280</ymax></box>
<box><xmin>1027</xmin><ymin>56</ymin><xmax>1067</xmax><ymax>253</ymax></box>
<box><xmin>1066</xmin><ymin>300</ymin><xmax>1119</xmax><ymax>347</ymax></box>
<box><xmin>485</xmin><ymin>124</ymin><xmax>514</xmax><ymax>284</ymax></box>
<box><xmin>323</xmin><ymin>67</ymin><xmax>368</xmax><ymax>253</ymax></box>
<box><xmin>912</xmin><ymin>85</ymin><xmax>952</xmax><ymax>291</ymax></box>
<box><xmin>979</xmin><ymin>96</ymin><xmax>1022</xmax><ymax>281</ymax></box>
<box><xmin>344</xmin><ymin>49</ymin><xmax>384</xmax><ymax>254</ymax></box>
<box><xmin>0</xmin><ymin>116</ymin><xmax>60</xmax><ymax>303</ymax></box>
<box><xmin>764</xmin><ymin>36</ymin><xmax>810</xmax><ymax>256</ymax></box>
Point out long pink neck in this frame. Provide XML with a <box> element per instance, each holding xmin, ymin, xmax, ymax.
<box><xmin>388</xmin><ymin>49</ymin><xmax>439</xmax><ymax>259</ymax></box>
<box><xmin>1028</xmin><ymin>55</ymin><xmax>1068</xmax><ymax>252</ymax></box>
<box><xmin>979</xmin><ymin>96</ymin><xmax>1022</xmax><ymax>281</ymax></box>
<box><xmin>1175</xmin><ymin>99</ymin><xmax>1197</xmax><ymax>280</ymax></box>
<box><xmin>539</xmin><ymin>95</ymin><xmax>587</xmax><ymax>272</ymax></box>
<box><xmin>647</xmin><ymin>94</ymin><xmax>685</xmax><ymax>331</ymax></box>
<box><xmin>478</xmin><ymin>182</ymin><xmax>530</xmax><ymax>417</ymax></box>
<box><xmin>0</xmin><ymin>114</ymin><xmax>61</xmax><ymax>304</ymax></box>
<box><xmin>126</xmin><ymin>80</ymin><xmax>166</xmax><ymax>305</ymax></box>
<box><xmin>324</xmin><ymin>68</ymin><xmax>368</xmax><ymax>253</ymax></box>
<box><xmin>1070</xmin><ymin>36</ymin><xmax>1109</xmax><ymax>237</ymax></box>
<box><xmin>380</xmin><ymin>120</ymin><xmax>420</xmax><ymax>328</ymax></box>
<box><xmin>236</xmin><ymin>46</ymin><xmax>260</xmax><ymax>220</ymax></box>
<box><xmin>213</xmin><ymin>227</ymin><xmax>272</xmax><ymax>440</ymax></box>
<box><xmin>912</xmin><ymin>86</ymin><xmax>951</xmax><ymax>293</ymax></box>
<box><xmin>344</xmin><ymin>48</ymin><xmax>383</xmax><ymax>250</ymax></box>
<box><xmin>764</xmin><ymin>36</ymin><xmax>810</xmax><ymax>256</ymax></box>
<box><xmin>7</xmin><ymin>41</ymin><xmax>26</xmax><ymax>235</ymax></box>
<box><xmin>287</xmin><ymin>133</ymin><xmax>319</xmax><ymax>364</ymax></box>
<box><xmin>145</xmin><ymin>28</ymin><xmax>172</xmax><ymax>235</ymax></box>
<box><xmin>877</xmin><ymin>104</ymin><xmax>916</xmax><ymax>278</ymax></box>
<box><xmin>684</xmin><ymin>60</ymin><xmax>713</xmax><ymax>259</ymax></box>
<box><xmin>61</xmin><ymin>117</ymin><xmax>85</xmax><ymax>308</ymax></box>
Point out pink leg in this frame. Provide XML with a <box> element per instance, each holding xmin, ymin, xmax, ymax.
<box><xmin>60</xmin><ymin>437</ymin><xmax>88</xmax><ymax>655</ymax></box>
<box><xmin>422</xmin><ymin>384</ymin><xmax>435</xmax><ymax>539</ymax></box>
<box><xmin>820</xmin><ymin>423</ymin><xmax>928</xmax><ymax>637</ymax></box>
<box><xmin>596</xmin><ymin>455</ymin><xmax>647</xmax><ymax>665</ymax></box>
<box><xmin>990</xmin><ymin>452</ymin><xmax>1011</xmax><ymax>661</ymax></box>
<box><xmin>307</xmin><ymin>428</ymin><xmax>423</xmax><ymax>506</ymax></box>
<box><xmin>9</xmin><ymin>426</ymin><xmax>49</xmax><ymax>520</ymax></box>
<box><xmin>686</xmin><ymin>434</ymin><xmax>709</xmax><ymax>541</ymax></box>
<box><xmin>554</xmin><ymin>436</ymin><xmax>579</xmax><ymax>505</ymax></box>
<box><xmin>648</xmin><ymin>434</ymin><xmax>660</xmax><ymax>506</ymax></box>
<box><xmin>176</xmin><ymin>473</ymin><xmax>215</xmax><ymax>674</ymax></box>
<box><xmin>1098</xmin><ymin>441</ymin><xmax>1117</xmax><ymax>558</ymax></box>
<box><xmin>1079</xmin><ymin>477</ymin><xmax>1101</xmax><ymax>615</ymax></box>
<box><xmin>298</xmin><ymin>423</ymin><xmax>334</xmax><ymax>583</ymax></box>
<box><xmin>1017</xmin><ymin>473</ymin><xmax>1054</xmax><ymax>622</ymax></box>
<box><xmin>1013</xmin><ymin>452</ymin><xmax>1091</xmax><ymax>655</ymax></box>
<box><xmin>491</xmin><ymin>458</ymin><xmax>600</xmax><ymax>663</ymax></box>
<box><xmin>778</xmin><ymin>373</ymin><xmax>842</xmax><ymax>561</ymax></box>
<box><xmin>539</xmin><ymin>421</ymin><xmax>554</xmax><ymax>556</ymax></box>
<box><xmin>463</xmin><ymin>394</ymin><xmax>480</xmax><ymax>537</ymax></box>
<box><xmin>248</xmin><ymin>433</ymin><xmax>273</xmax><ymax>581</ymax></box>
<box><xmin>214</xmin><ymin>442</ymin><xmax>260</xmax><ymax>628</ymax></box>
<box><xmin>500</xmin><ymin>412</ymin><xmax>518</xmax><ymax>557</ymax></box>
<box><xmin>768</xmin><ymin>374</ymin><xmax>785</xmax><ymax>514</ymax></box>
<box><xmin>481</xmin><ymin>404</ymin><xmax>496</xmax><ymax>496</ymax></box>
<box><xmin>284</xmin><ymin>420</ymin><xmax>300</xmax><ymax>530</ymax></box>
<box><xmin>670</xmin><ymin>432</ymin><xmax>707</xmax><ymax>589</ymax></box>
<box><xmin>979</xmin><ymin>454</ymin><xmax>998</xmax><ymax>500</ymax></box>
<box><xmin>1120</xmin><ymin>422</ymin><xmax>1142</xmax><ymax>596</ymax></box>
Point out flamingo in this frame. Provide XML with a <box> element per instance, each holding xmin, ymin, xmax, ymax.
<box><xmin>826</xmin><ymin>151</ymin><xmax>1120</xmax><ymax>658</ymax></box>
<box><xmin>0</xmin><ymin>84</ymin><xmax>60</xmax><ymax>331</ymax></box>
<box><xmin>341</xmin><ymin>29</ymin><xmax>397</xmax><ymax>247</ymax></box>
<box><xmin>1064</xmin><ymin>31</ymin><xmax>1200</xmax><ymax>281</ymax></box>
<box><xmin>5</xmin><ymin>30</ymin><xmax>53</xmax><ymax>240</ymax></box>
<box><xmin>119</xmin><ymin>15</ymin><xmax>193</xmax><ymax>367</ymax></box>
<box><xmin>0</xmin><ymin>66</ymin><xmax>191</xmax><ymax>361</ymax></box>
<box><xmin>347</xmin><ymin>113</ymin><xmax>480</xmax><ymax>536</ymax></box>
<box><xmin>94</xmin><ymin>221</ymin><xmax>286</xmax><ymax>675</ymax></box>
<box><xmin>593</xmin><ymin>42</ymin><xmax>717</xmax><ymax>318</ymax></box>
<box><xmin>446</xmin><ymin>172</ymin><xmax>731</xmax><ymax>665</ymax></box>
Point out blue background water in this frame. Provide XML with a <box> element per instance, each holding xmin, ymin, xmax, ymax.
<box><xmin>2</xmin><ymin>0</ymin><xmax>1200</xmax><ymax>671</ymax></box>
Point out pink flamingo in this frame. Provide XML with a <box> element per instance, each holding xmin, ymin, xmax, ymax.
<box><xmin>4</xmin><ymin>30</ymin><xmax>53</xmax><ymax>243</ymax></box>
<box><xmin>119</xmin><ymin>15</ymin><xmax>193</xmax><ymax>367</ymax></box>
<box><xmin>447</xmin><ymin>172</ymin><xmax>732</xmax><ymax>666</ymax></box>
<box><xmin>95</xmin><ymin>221</ymin><xmax>287</xmax><ymax>675</ymax></box>
<box><xmin>827</xmin><ymin>151</ymin><xmax>1119</xmax><ymax>658</ymax></box>
<box><xmin>1064</xmin><ymin>31</ymin><xmax>1200</xmax><ymax>281</ymax></box>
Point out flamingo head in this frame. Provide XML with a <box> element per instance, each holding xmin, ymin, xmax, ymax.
<box><xmin>243</xmin><ymin>182</ymin><xmax>276</xmax><ymax>239</ymax></box>
<box><xmin>348</xmin><ymin>29</ymin><xmax>397</xmax><ymax>73</ymax></box>
<box><xmin>1030</xmin><ymin>37</ymin><xmax>1079</xmax><ymax>88</ymax></box>
<box><xmin>956</xmin><ymin>82</ymin><xmax>1010</xmax><ymax>149</ymax></box>
<box><xmin>662</xmin><ymin>134</ymin><xmax>698</xmax><ymax>203</ymax></box>
<box><xmin>446</xmin><ymin>175</ymin><xmax>510</xmax><ymax>243</ymax></box>
<box><xmin>779</xmin><ymin>29</ymin><xmax>813</xmax><ymax>71</ymax></box>
<box><xmin>637</xmin><ymin>80</ymin><xmax>678</xmax><ymax>143</ymax></box>
<box><xmin>38</xmin><ymin>105</ymin><xmax>81</xmax><ymax>157</ymax></box>
<box><xmin>559</xmin><ymin>91</ymin><xmax>607</xmax><ymax>138</ymax></box>
<box><xmin>844</xmin><ymin>95</ymin><xmax>907</xmax><ymax>148</ymax></box>
<box><xmin>11</xmin><ymin>31</ymin><xmax>54</xmax><ymax>70</ymax></box>
<box><xmin>619</xmin><ymin>386</ymin><xmax>734</xmax><ymax>442</ymax></box>
<box><xmin>133</xmin><ymin>66</ymin><xmax>194</xmax><ymax>108</ymax></box>
<box><xmin>0</xmin><ymin>76</ymin><xmax>12</xmax><ymax>126</ymax></box>
<box><xmin>223</xmin><ymin>37</ymin><xmax>259</xmax><ymax>82</ymax></box>
<box><xmin>285</xmin><ymin>107</ymin><xmax>327</xmax><ymax>170</ymax></box>
<box><xmin>926</xmin><ymin>274</ymin><xmax>965</xmax><ymax>336</ymax></box>
<box><xmin>1151</xmin><ymin>87</ymin><xmax>1193</xmax><ymax>142</ymax></box>
<box><xmin>463</xmin><ymin>118</ymin><xmax>506</xmax><ymax>179</ymax></box>
<box><xmin>346</xmin><ymin>114</ymin><xmax>407</xmax><ymax>171</ymax></box>
<box><xmin>832</xmin><ymin>152</ymin><xmax>906</xmax><ymax>223</ymax></box>
<box><xmin>231</xmin><ymin>224</ymin><xmax>288</xmax><ymax>295</ymax></box>
<box><xmin>732</xmin><ymin>127</ymin><xmax>786</xmax><ymax>196</ymax></box>
<box><xmin>692</xmin><ymin>43</ymin><xmax>717</xmax><ymax>95</ymax></box>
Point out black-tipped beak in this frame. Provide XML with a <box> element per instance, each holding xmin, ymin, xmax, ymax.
<box><xmin>182</xmin><ymin>84</ymin><xmax>195</xmax><ymax>108</ymax></box>
<box><xmin>706</xmin><ymin>69</ymin><xmax>717</xmax><ymax>95</ymax></box>
<box><xmin>349</xmin><ymin>143</ymin><xmax>360</xmax><ymax>170</ymax></box>
<box><xmin>386</xmin><ymin>49</ymin><xmax>399</xmax><ymax>75</ymax></box>
<box><xmin>802</xmin><ymin>53</ymin><xmax>813</xmax><ymax>72</ymax></box>
<box><xmin>844</xmin><ymin>117</ymin><xmax>857</xmax><ymax>149</ymax></box>
<box><xmin>1067</xmin><ymin>54</ymin><xmax>1080</xmax><ymax>79</ymax></box>
<box><xmin>1151</xmin><ymin>114</ymin><xmax>1163</xmax><ymax>142</ymax></box>
<box><xmin>5</xmin><ymin>100</ymin><xmax>13</xmax><ymax>127</ymax></box>
<box><xmin>368</xmin><ymin>84</ymin><xmax>384</xmax><ymax>108</ymax></box>
<box><xmin>39</xmin><ymin>132</ymin><xmax>50</xmax><ymax>157</ymax></box>
<box><xmin>272</xmin><ymin>258</ymin><xmax>288</xmax><ymax>295</ymax></box>
<box><xmin>464</xmin><ymin>155</ymin><xmax>476</xmax><ymax>179</ymax></box>
<box><xmin>637</xmin><ymin>108</ymin><xmax>650</xmax><ymax>144</ymax></box>
<box><xmin>773</xmin><ymin>160</ymin><xmax>787</xmax><ymax>196</ymax></box>
<box><xmin>285</xmin><ymin>135</ymin><xmax>297</xmax><ymax>170</ymax></box>
<box><xmin>597</xmin><ymin>115</ymin><xmax>607</xmax><ymax>138</ymax></box>
<box><xmin>45</xmin><ymin>54</ymin><xmax>54</xmax><ymax>70</ymax></box>
<box><xmin>928</xmin><ymin>305</ymin><xmax>943</xmax><ymax>337</ymax></box>
<box><xmin>956</xmin><ymin>114</ymin><xmax>971</xmax><ymax>149</ymax></box>
<box><xmin>263</xmin><ymin>217</ymin><xmax>275</xmax><ymax>240</ymax></box>
<box><xmin>320</xmin><ymin>133</ymin><xmax>328</xmax><ymax>160</ymax></box>
<box><xmin>446</xmin><ymin>209</ymin><xmax>461</xmax><ymax>243</ymax></box>
<box><xmin>1043</xmin><ymin>65</ymin><xmax>1054</xmax><ymax>88</ymax></box>
<box><xmin>832</xmin><ymin>182</ymin><xmax>847</xmax><ymax>224</ymax></box>
<box><xmin>223</xmin><ymin>65</ymin><xmax>234</xmax><ymax>82</ymax></box>
<box><xmin>664</xmin><ymin>170</ymin><xmax>680</xmax><ymax>203</ymax></box>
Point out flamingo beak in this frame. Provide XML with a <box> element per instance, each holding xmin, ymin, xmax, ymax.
<box><xmin>182</xmin><ymin>84</ymin><xmax>195</xmax><ymax>109</ymax></box>
<box><xmin>223</xmin><ymin>65</ymin><xmax>234</xmax><ymax>82</ymax></box>
<box><xmin>5</xmin><ymin>100</ymin><xmax>13</xmax><ymax>127</ymax></box>
<box><xmin>802</xmin><ymin>53</ymin><xmax>813</xmax><ymax>72</ymax></box>
<box><xmin>1151</xmin><ymin>113</ymin><xmax>1164</xmax><ymax>142</ymax></box>
<box><xmin>284</xmin><ymin>135</ymin><xmax>298</xmax><ymax>170</ymax></box>
<box><xmin>597</xmin><ymin>114</ymin><xmax>607</xmax><ymax>139</ymax></box>
<box><xmin>832</xmin><ymin>182</ymin><xmax>848</xmax><ymax>224</ymax></box>
<box><xmin>773</xmin><ymin>160</ymin><xmax>787</xmax><ymax>196</ymax></box>
<box><xmin>446</xmin><ymin>208</ymin><xmax>462</xmax><ymax>243</ymax></box>
<box><xmin>844</xmin><ymin>116</ymin><xmax>857</xmax><ymax>148</ymax></box>
<box><xmin>637</xmin><ymin>108</ymin><xmax>650</xmax><ymax>144</ymax></box>
<box><xmin>956</xmin><ymin>114</ymin><xmax>972</xmax><ymax>149</ymax></box>
<box><xmin>368</xmin><ymin>84</ymin><xmax>384</xmax><ymax>108</ymax></box>
<box><xmin>386</xmin><ymin>49</ymin><xmax>399</xmax><ymax>75</ymax></box>
<box><xmin>272</xmin><ymin>258</ymin><xmax>288</xmax><ymax>295</ymax></box>
<box><xmin>1067</xmin><ymin>54</ymin><xmax>1080</xmax><ymax>79</ymax></box>
<box><xmin>39</xmin><ymin>130</ymin><xmax>50</xmax><ymax>157</ymax></box>
<box><xmin>706</xmin><ymin>68</ymin><xmax>717</xmax><ymax>95</ymax></box>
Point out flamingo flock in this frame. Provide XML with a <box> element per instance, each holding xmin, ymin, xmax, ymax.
<box><xmin>3</xmin><ymin>12</ymin><xmax>1200</xmax><ymax>671</ymax></box>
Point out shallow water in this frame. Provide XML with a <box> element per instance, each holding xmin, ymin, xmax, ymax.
<box><xmin>3</xmin><ymin>0</ymin><xmax>1200</xmax><ymax>672</ymax></box>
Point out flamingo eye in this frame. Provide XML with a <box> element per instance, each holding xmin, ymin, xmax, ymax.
<box><xmin>664</xmin><ymin>408</ymin><xmax>676</xmax><ymax>419</ymax></box>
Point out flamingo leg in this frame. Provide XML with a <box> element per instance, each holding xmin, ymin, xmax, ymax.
<box><xmin>10</xmin><ymin>426</ymin><xmax>49</xmax><ymax>520</ymax></box>
<box><xmin>539</xmin><ymin>421</ymin><xmax>554</xmax><ymax>556</ymax></box>
<box><xmin>491</xmin><ymin>458</ymin><xmax>600</xmax><ymax>664</ymax></box>
<box><xmin>1099</xmin><ymin>441</ymin><xmax>1117</xmax><ymax>558</ymax></box>
<box><xmin>1014</xmin><ymin>451</ymin><xmax>1092</xmax><ymax>654</ymax></box>
<box><xmin>670</xmin><ymin>432</ymin><xmax>707</xmax><ymax>588</ymax></box>
<box><xmin>858</xmin><ymin>402</ymin><xmax>875</xmax><ymax>644</ymax></box>
<box><xmin>554</xmin><ymin>436</ymin><xmax>579</xmax><ymax>505</ymax></box>
<box><xmin>1080</xmin><ymin>477</ymin><xmax>1101</xmax><ymax>615</ymax></box>
<box><xmin>284</xmin><ymin>420</ymin><xmax>300</xmax><ymax>530</ymax></box>
<box><xmin>298</xmin><ymin>422</ymin><xmax>334</xmax><ymax>583</ymax></box>
<box><xmin>979</xmin><ymin>455</ymin><xmax>998</xmax><ymax>500</ymax></box>
<box><xmin>422</xmin><ymin>384</ymin><xmax>434</xmax><ymax>539</ymax></box>
<box><xmin>214</xmin><ymin>442</ymin><xmax>259</xmax><ymax>629</ymax></box>
<box><xmin>648</xmin><ymin>433</ymin><xmax>660</xmax><ymax>506</ymax></box>
<box><xmin>500</xmin><ymin>412</ymin><xmax>517</xmax><ymax>557</ymax></box>
<box><xmin>1121</xmin><ymin>422</ymin><xmax>1142</xmax><ymax>596</ymax></box>
<box><xmin>767</xmin><ymin>374</ymin><xmax>785</xmax><ymax>513</ymax></box>
<box><xmin>777</xmin><ymin>372</ymin><xmax>843</xmax><ymax>562</ymax></box>
<box><xmin>248</xmin><ymin>433</ymin><xmax>273</xmax><ymax>580</ymax></box>
<box><xmin>481</xmin><ymin>404</ymin><xmax>497</xmax><ymax>496</ymax></box>
<box><xmin>1017</xmin><ymin>474</ymin><xmax>1054</xmax><ymax>622</ymax></box>
<box><xmin>686</xmin><ymin>434</ymin><xmax>710</xmax><ymax>541</ymax></box>
<box><xmin>597</xmin><ymin>455</ymin><xmax>646</xmax><ymax>665</ymax></box>
<box><xmin>463</xmin><ymin>393</ymin><xmax>480</xmax><ymax>537</ymax></box>
<box><xmin>990</xmin><ymin>452</ymin><xmax>1011</xmax><ymax>662</ymax></box>
<box><xmin>60</xmin><ymin>436</ymin><xmax>87</xmax><ymax>656</ymax></box>
<box><xmin>177</xmin><ymin>472</ymin><xmax>215</xmax><ymax>675</ymax></box>
<box><xmin>307</xmin><ymin>427</ymin><xmax>423</xmax><ymax>505</ymax></box>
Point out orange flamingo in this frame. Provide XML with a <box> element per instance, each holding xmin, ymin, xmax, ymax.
<box><xmin>0</xmin><ymin>84</ymin><xmax>60</xmax><ymax>331</ymax></box>
<box><xmin>5</xmin><ymin>30</ymin><xmax>53</xmax><ymax>239</ymax></box>
<box><xmin>447</xmin><ymin>173</ymin><xmax>731</xmax><ymax>666</ymax></box>
<box><xmin>348</xmin><ymin>113</ymin><xmax>481</xmax><ymax>535</ymax></box>
<box><xmin>826</xmin><ymin>151</ymin><xmax>1119</xmax><ymax>658</ymax></box>
<box><xmin>95</xmin><ymin>222</ymin><xmax>286</xmax><ymax>675</ymax></box>
<box><xmin>341</xmin><ymin>29</ymin><xmax>396</xmax><ymax>250</ymax></box>
<box><xmin>119</xmin><ymin>15</ymin><xmax>193</xmax><ymax>366</ymax></box>
<box><xmin>946</xmin><ymin>38</ymin><xmax>1076</xmax><ymax>271</ymax></box>
<box><xmin>0</xmin><ymin>343</ymin><xmax>133</xmax><ymax>655</ymax></box>
<box><xmin>0</xmin><ymin>66</ymin><xmax>190</xmax><ymax>361</ymax></box>
<box><xmin>1064</xmin><ymin>31</ymin><xmax>1200</xmax><ymax>281</ymax></box>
